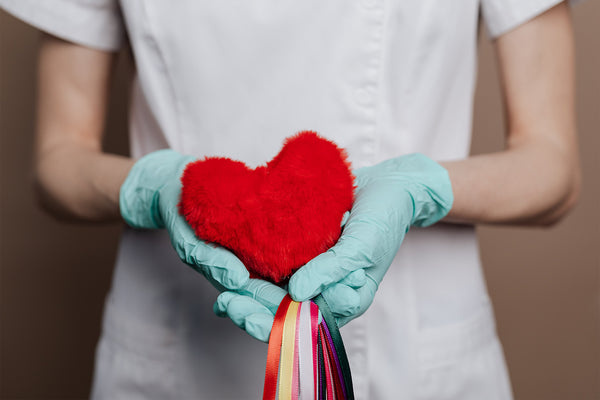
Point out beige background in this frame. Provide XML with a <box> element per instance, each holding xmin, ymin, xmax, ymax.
<box><xmin>1</xmin><ymin>3</ymin><xmax>598</xmax><ymax>399</ymax></box>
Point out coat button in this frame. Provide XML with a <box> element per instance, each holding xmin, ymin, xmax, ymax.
<box><xmin>354</xmin><ymin>88</ymin><xmax>372</xmax><ymax>105</ymax></box>
<box><xmin>361</xmin><ymin>0</ymin><xmax>377</xmax><ymax>8</ymax></box>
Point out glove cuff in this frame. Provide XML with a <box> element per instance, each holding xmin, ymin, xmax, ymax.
<box><xmin>403</xmin><ymin>154</ymin><xmax>454</xmax><ymax>227</ymax></box>
<box><xmin>119</xmin><ymin>149</ymin><xmax>196</xmax><ymax>229</ymax></box>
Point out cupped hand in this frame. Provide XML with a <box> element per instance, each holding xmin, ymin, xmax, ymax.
<box><xmin>120</xmin><ymin>149</ymin><xmax>250</xmax><ymax>290</ymax></box>
<box><xmin>288</xmin><ymin>154</ymin><xmax>454</xmax><ymax>324</ymax></box>
<box><xmin>213</xmin><ymin>269</ymin><xmax>368</xmax><ymax>342</ymax></box>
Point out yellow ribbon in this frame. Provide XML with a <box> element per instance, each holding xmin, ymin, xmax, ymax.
<box><xmin>278</xmin><ymin>300</ymin><xmax>301</xmax><ymax>400</ymax></box>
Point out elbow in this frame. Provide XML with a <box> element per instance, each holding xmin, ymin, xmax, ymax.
<box><xmin>32</xmin><ymin>169</ymin><xmax>71</xmax><ymax>222</ymax></box>
<box><xmin>33</xmin><ymin>181</ymin><xmax>91</xmax><ymax>223</ymax></box>
<box><xmin>535</xmin><ymin>162</ymin><xmax>582</xmax><ymax>228</ymax></box>
<box><xmin>32</xmin><ymin>159</ymin><xmax>85</xmax><ymax>223</ymax></box>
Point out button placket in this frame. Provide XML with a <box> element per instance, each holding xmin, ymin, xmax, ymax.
<box><xmin>346</xmin><ymin>4</ymin><xmax>386</xmax><ymax>393</ymax></box>
<box><xmin>353</xmin><ymin>0</ymin><xmax>385</xmax><ymax>164</ymax></box>
<box><xmin>361</xmin><ymin>0</ymin><xmax>378</xmax><ymax>9</ymax></box>
<box><xmin>354</xmin><ymin>88</ymin><xmax>373</xmax><ymax>106</ymax></box>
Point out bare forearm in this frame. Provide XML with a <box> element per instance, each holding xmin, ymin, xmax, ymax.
<box><xmin>443</xmin><ymin>3</ymin><xmax>580</xmax><ymax>227</ymax></box>
<box><xmin>34</xmin><ymin>34</ymin><xmax>135</xmax><ymax>222</ymax></box>
<box><xmin>442</xmin><ymin>139</ymin><xmax>580</xmax><ymax>226</ymax></box>
<box><xmin>34</xmin><ymin>143</ymin><xmax>134</xmax><ymax>221</ymax></box>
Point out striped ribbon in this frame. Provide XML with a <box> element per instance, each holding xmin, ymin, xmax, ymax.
<box><xmin>263</xmin><ymin>295</ymin><xmax>354</xmax><ymax>400</ymax></box>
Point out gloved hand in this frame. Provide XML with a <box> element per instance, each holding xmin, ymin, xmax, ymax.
<box><xmin>287</xmin><ymin>153</ymin><xmax>454</xmax><ymax>325</ymax></box>
<box><xmin>213</xmin><ymin>269</ymin><xmax>368</xmax><ymax>342</ymax></box>
<box><xmin>212</xmin><ymin>213</ymin><xmax>369</xmax><ymax>342</ymax></box>
<box><xmin>214</xmin><ymin>154</ymin><xmax>453</xmax><ymax>340</ymax></box>
<box><xmin>120</xmin><ymin>149</ymin><xmax>250</xmax><ymax>290</ymax></box>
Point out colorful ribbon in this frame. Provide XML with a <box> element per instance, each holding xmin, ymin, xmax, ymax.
<box><xmin>263</xmin><ymin>295</ymin><xmax>354</xmax><ymax>400</ymax></box>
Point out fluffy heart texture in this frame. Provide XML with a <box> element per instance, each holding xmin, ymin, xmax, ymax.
<box><xmin>179</xmin><ymin>131</ymin><xmax>355</xmax><ymax>283</ymax></box>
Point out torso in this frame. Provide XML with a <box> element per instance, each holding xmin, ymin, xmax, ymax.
<box><xmin>92</xmin><ymin>2</ymin><xmax>511</xmax><ymax>398</ymax></box>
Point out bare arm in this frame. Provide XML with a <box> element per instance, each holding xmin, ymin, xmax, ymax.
<box><xmin>442</xmin><ymin>2</ymin><xmax>581</xmax><ymax>226</ymax></box>
<box><xmin>35</xmin><ymin>4</ymin><xmax>580</xmax><ymax>226</ymax></box>
<box><xmin>34</xmin><ymin>33</ymin><xmax>135</xmax><ymax>221</ymax></box>
<box><xmin>31</xmin><ymin>33</ymin><xmax>255</xmax><ymax>293</ymax></box>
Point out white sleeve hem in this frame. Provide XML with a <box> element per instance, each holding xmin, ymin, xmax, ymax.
<box><xmin>0</xmin><ymin>0</ymin><xmax>124</xmax><ymax>51</ymax></box>
<box><xmin>484</xmin><ymin>0</ymin><xmax>584</xmax><ymax>39</ymax></box>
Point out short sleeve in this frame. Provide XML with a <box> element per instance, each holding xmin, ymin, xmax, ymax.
<box><xmin>481</xmin><ymin>0</ymin><xmax>584</xmax><ymax>39</ymax></box>
<box><xmin>0</xmin><ymin>0</ymin><xmax>125</xmax><ymax>51</ymax></box>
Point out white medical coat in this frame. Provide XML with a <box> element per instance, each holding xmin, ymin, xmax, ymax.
<box><xmin>1</xmin><ymin>0</ymin><xmax>576</xmax><ymax>398</ymax></box>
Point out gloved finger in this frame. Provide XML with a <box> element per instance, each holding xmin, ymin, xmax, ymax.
<box><xmin>191</xmin><ymin>242</ymin><xmax>250</xmax><ymax>290</ymax></box>
<box><xmin>321</xmin><ymin>284</ymin><xmax>361</xmax><ymax>317</ymax></box>
<box><xmin>288</xmin><ymin>233</ymin><xmax>368</xmax><ymax>301</ymax></box>
<box><xmin>213</xmin><ymin>292</ymin><xmax>274</xmax><ymax>342</ymax></box>
<box><xmin>167</xmin><ymin>215</ymin><xmax>250</xmax><ymax>290</ymax></box>
<box><xmin>339</xmin><ymin>269</ymin><xmax>367</xmax><ymax>289</ymax></box>
<box><xmin>236</xmin><ymin>279</ymin><xmax>288</xmax><ymax>315</ymax></box>
<box><xmin>213</xmin><ymin>291</ymin><xmax>238</xmax><ymax>317</ymax></box>
<box><xmin>218</xmin><ymin>294</ymin><xmax>270</xmax><ymax>327</ymax></box>
<box><xmin>335</xmin><ymin>277</ymin><xmax>378</xmax><ymax>328</ymax></box>
<box><xmin>315</xmin><ymin>272</ymin><xmax>366</xmax><ymax>317</ymax></box>
<box><xmin>245</xmin><ymin>313</ymin><xmax>275</xmax><ymax>343</ymax></box>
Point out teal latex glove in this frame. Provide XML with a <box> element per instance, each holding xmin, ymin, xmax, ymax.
<box><xmin>287</xmin><ymin>153</ymin><xmax>454</xmax><ymax>324</ymax></box>
<box><xmin>213</xmin><ymin>269</ymin><xmax>368</xmax><ymax>342</ymax></box>
<box><xmin>213</xmin><ymin>153</ymin><xmax>453</xmax><ymax>340</ymax></box>
<box><xmin>120</xmin><ymin>149</ymin><xmax>250</xmax><ymax>290</ymax></box>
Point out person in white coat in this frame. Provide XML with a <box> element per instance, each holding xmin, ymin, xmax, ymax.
<box><xmin>1</xmin><ymin>0</ymin><xmax>581</xmax><ymax>398</ymax></box>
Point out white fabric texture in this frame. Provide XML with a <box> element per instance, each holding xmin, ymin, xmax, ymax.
<box><xmin>0</xmin><ymin>0</ymin><xmax>580</xmax><ymax>398</ymax></box>
<box><xmin>0</xmin><ymin>0</ymin><xmax>124</xmax><ymax>51</ymax></box>
<box><xmin>481</xmin><ymin>0</ymin><xmax>582</xmax><ymax>38</ymax></box>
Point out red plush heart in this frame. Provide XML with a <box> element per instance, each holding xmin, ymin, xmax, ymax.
<box><xmin>179</xmin><ymin>131</ymin><xmax>355</xmax><ymax>283</ymax></box>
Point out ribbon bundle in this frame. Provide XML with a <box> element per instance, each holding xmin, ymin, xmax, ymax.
<box><xmin>263</xmin><ymin>295</ymin><xmax>354</xmax><ymax>400</ymax></box>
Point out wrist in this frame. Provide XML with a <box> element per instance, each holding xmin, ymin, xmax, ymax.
<box><xmin>404</xmin><ymin>154</ymin><xmax>453</xmax><ymax>227</ymax></box>
<box><xmin>373</xmin><ymin>153</ymin><xmax>453</xmax><ymax>227</ymax></box>
<box><xmin>119</xmin><ymin>149</ymin><xmax>196</xmax><ymax>229</ymax></box>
